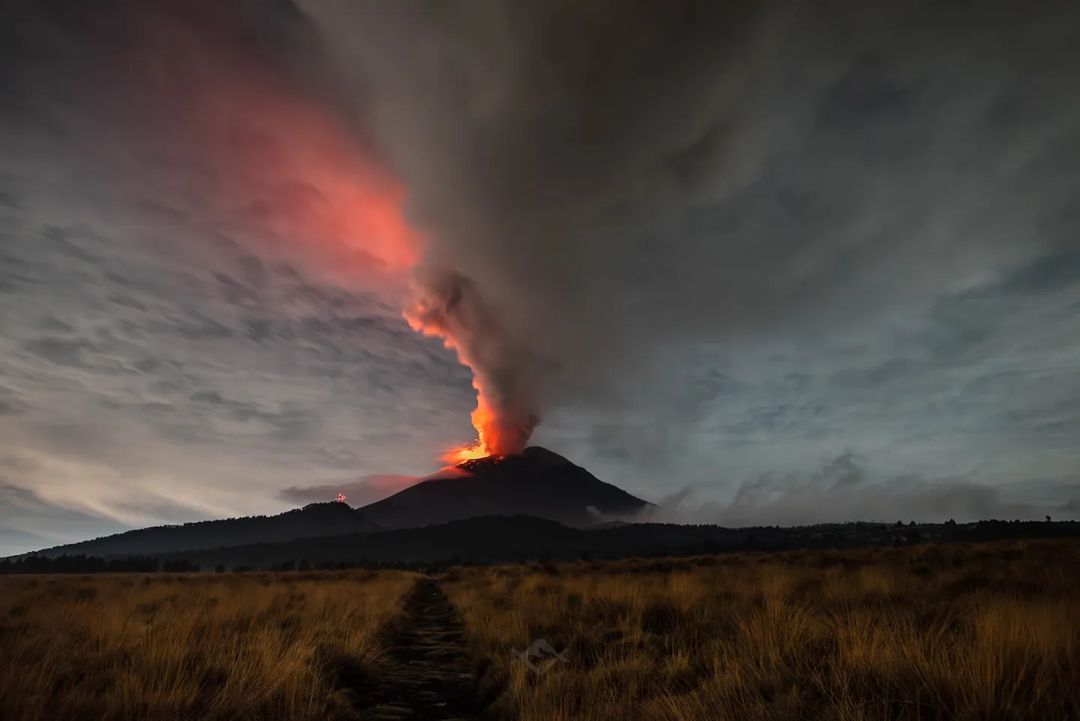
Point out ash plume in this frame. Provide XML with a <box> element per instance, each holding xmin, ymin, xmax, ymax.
<box><xmin>405</xmin><ymin>268</ymin><xmax>540</xmax><ymax>457</ymax></box>
<box><xmin>301</xmin><ymin>0</ymin><xmax>1080</xmax><ymax>468</ymax></box>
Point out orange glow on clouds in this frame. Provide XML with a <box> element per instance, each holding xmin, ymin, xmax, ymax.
<box><xmin>207</xmin><ymin>82</ymin><xmax>501</xmax><ymax>463</ymax></box>
<box><xmin>223</xmin><ymin>89</ymin><xmax>503</xmax><ymax>463</ymax></box>
<box><xmin>124</xmin><ymin>17</ymin><xmax>422</xmax><ymax>278</ymax></box>
<box><xmin>235</xmin><ymin>105</ymin><xmax>420</xmax><ymax>275</ymax></box>
<box><xmin>149</xmin><ymin>27</ymin><xmax>498</xmax><ymax>464</ymax></box>
<box><xmin>197</xmin><ymin>82</ymin><xmax>421</xmax><ymax>277</ymax></box>
<box><xmin>93</xmin><ymin>6</ymin><xmax>498</xmax><ymax>468</ymax></box>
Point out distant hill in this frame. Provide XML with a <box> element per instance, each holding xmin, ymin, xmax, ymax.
<box><xmin>358</xmin><ymin>446</ymin><xmax>651</xmax><ymax>528</ymax></box>
<box><xmin>8</xmin><ymin>515</ymin><xmax>1080</xmax><ymax>573</ymax></box>
<box><xmin>126</xmin><ymin>517</ymin><xmax>1080</xmax><ymax>570</ymax></box>
<box><xmin>33</xmin><ymin>502</ymin><xmax>379</xmax><ymax>559</ymax></box>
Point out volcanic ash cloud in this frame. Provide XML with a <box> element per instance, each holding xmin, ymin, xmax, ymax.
<box><xmin>404</xmin><ymin>268</ymin><xmax>541</xmax><ymax>462</ymax></box>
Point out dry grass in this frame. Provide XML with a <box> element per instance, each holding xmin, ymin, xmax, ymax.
<box><xmin>0</xmin><ymin>570</ymin><xmax>415</xmax><ymax>721</ymax></box>
<box><xmin>3</xmin><ymin>541</ymin><xmax>1077</xmax><ymax>721</ymax></box>
<box><xmin>444</xmin><ymin>540</ymin><xmax>1080</xmax><ymax>721</ymax></box>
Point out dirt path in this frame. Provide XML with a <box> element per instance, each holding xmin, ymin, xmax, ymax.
<box><xmin>357</xmin><ymin>578</ymin><xmax>480</xmax><ymax>721</ymax></box>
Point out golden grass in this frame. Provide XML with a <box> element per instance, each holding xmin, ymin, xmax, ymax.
<box><xmin>0</xmin><ymin>570</ymin><xmax>415</xmax><ymax>721</ymax></box>
<box><xmin>3</xmin><ymin>541</ymin><xmax>1076</xmax><ymax>721</ymax></box>
<box><xmin>443</xmin><ymin>540</ymin><xmax>1080</xmax><ymax>721</ymax></box>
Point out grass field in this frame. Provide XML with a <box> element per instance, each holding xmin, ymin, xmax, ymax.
<box><xmin>0</xmin><ymin>570</ymin><xmax>415</xmax><ymax>721</ymax></box>
<box><xmin>444</xmin><ymin>540</ymin><xmax>1080</xmax><ymax>721</ymax></box>
<box><xmin>1</xmin><ymin>541</ymin><xmax>1077</xmax><ymax>721</ymax></box>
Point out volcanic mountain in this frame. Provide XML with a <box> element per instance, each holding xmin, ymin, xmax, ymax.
<box><xmin>20</xmin><ymin>446</ymin><xmax>649</xmax><ymax>560</ymax></box>
<box><xmin>357</xmin><ymin>446</ymin><xmax>651</xmax><ymax>529</ymax></box>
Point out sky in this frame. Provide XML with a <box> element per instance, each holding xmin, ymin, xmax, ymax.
<box><xmin>2</xmin><ymin>0</ymin><xmax>1079</xmax><ymax>555</ymax></box>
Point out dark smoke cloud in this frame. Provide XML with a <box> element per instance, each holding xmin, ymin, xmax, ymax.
<box><xmin>406</xmin><ymin>268</ymin><xmax>541</xmax><ymax>453</ymax></box>
<box><xmin>303</xmin><ymin>0</ymin><xmax>1080</xmax><ymax>441</ymax></box>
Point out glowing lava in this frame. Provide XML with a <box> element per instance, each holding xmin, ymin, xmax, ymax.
<box><xmin>404</xmin><ymin>313</ymin><xmax>502</xmax><ymax>464</ymax></box>
<box><xmin>444</xmin><ymin>443</ymin><xmax>490</xmax><ymax>464</ymax></box>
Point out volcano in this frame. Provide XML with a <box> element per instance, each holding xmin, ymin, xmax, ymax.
<box><xmin>17</xmin><ymin>446</ymin><xmax>650</xmax><ymax>561</ymax></box>
<box><xmin>357</xmin><ymin>446</ymin><xmax>650</xmax><ymax>529</ymax></box>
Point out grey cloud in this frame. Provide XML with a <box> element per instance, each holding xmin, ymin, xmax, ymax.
<box><xmin>23</xmin><ymin>336</ymin><xmax>101</xmax><ymax>368</ymax></box>
<box><xmin>279</xmin><ymin>474</ymin><xmax>421</xmax><ymax>507</ymax></box>
<box><xmin>1000</xmin><ymin>248</ymin><xmax>1080</xmax><ymax>297</ymax></box>
<box><xmin>111</xmin><ymin>494</ymin><xmax>226</xmax><ymax>526</ymax></box>
<box><xmin>188</xmin><ymin>390</ymin><xmax>312</xmax><ymax>436</ymax></box>
<box><xmin>644</xmin><ymin>453</ymin><xmax>1070</xmax><ymax>526</ymax></box>
<box><xmin>36</xmin><ymin>315</ymin><xmax>75</xmax><ymax>333</ymax></box>
<box><xmin>829</xmin><ymin>359</ymin><xmax>919</xmax><ymax>390</ymax></box>
<box><xmin>723</xmin><ymin>400</ymin><xmax>829</xmax><ymax>438</ymax></box>
<box><xmin>0</xmin><ymin>527</ymin><xmax>51</xmax><ymax>552</ymax></box>
<box><xmin>0</xmin><ymin>477</ymin><xmax>127</xmax><ymax>557</ymax></box>
<box><xmin>244</xmin><ymin>318</ymin><xmax>274</xmax><ymax>343</ymax></box>
<box><xmin>107</xmin><ymin>294</ymin><xmax>147</xmax><ymax>312</ymax></box>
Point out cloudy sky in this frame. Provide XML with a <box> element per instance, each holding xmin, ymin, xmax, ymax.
<box><xmin>2</xmin><ymin>0</ymin><xmax>1079</xmax><ymax>555</ymax></box>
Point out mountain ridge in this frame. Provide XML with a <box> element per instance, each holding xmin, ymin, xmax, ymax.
<box><xmin>31</xmin><ymin>501</ymin><xmax>380</xmax><ymax>559</ymax></box>
<box><xmin>15</xmin><ymin>516</ymin><xmax>1076</xmax><ymax>572</ymax></box>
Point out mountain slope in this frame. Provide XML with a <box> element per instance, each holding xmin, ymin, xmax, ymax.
<box><xmin>34</xmin><ymin>502</ymin><xmax>379</xmax><ymax>558</ymax></box>
<box><xmin>358</xmin><ymin>446</ymin><xmax>650</xmax><ymax>529</ymax></box>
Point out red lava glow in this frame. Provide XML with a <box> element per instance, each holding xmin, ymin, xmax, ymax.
<box><xmin>122</xmin><ymin>16</ymin><xmax>421</xmax><ymax>278</ymax></box>
<box><xmin>222</xmin><ymin>99</ymin><xmax>422</xmax><ymax>275</ymax></box>
<box><xmin>444</xmin><ymin>441</ymin><xmax>491</xmax><ymax>464</ymax></box>
<box><xmin>198</xmin><ymin>83</ymin><xmax>422</xmax><ymax>276</ymax></box>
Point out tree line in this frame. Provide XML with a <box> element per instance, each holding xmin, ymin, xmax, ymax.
<box><xmin>0</xmin><ymin>554</ymin><xmax>455</xmax><ymax>575</ymax></box>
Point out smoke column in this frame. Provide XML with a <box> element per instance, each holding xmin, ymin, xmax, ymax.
<box><xmin>404</xmin><ymin>269</ymin><xmax>540</xmax><ymax>462</ymax></box>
